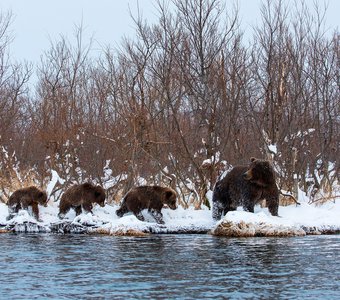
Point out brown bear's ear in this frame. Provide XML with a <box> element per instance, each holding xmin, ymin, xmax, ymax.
<box><xmin>250</xmin><ymin>157</ymin><xmax>257</xmax><ymax>162</ymax></box>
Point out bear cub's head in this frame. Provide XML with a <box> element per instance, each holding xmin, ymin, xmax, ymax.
<box><xmin>83</xmin><ymin>183</ymin><xmax>106</xmax><ymax>207</ymax></box>
<box><xmin>30</xmin><ymin>187</ymin><xmax>48</xmax><ymax>207</ymax></box>
<box><xmin>93</xmin><ymin>186</ymin><xmax>106</xmax><ymax>207</ymax></box>
<box><xmin>37</xmin><ymin>191</ymin><xmax>48</xmax><ymax>207</ymax></box>
<box><xmin>243</xmin><ymin>157</ymin><xmax>276</xmax><ymax>187</ymax></box>
<box><xmin>163</xmin><ymin>189</ymin><xmax>177</xmax><ymax>210</ymax></box>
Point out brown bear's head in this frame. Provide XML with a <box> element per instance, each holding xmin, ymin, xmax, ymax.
<box><xmin>164</xmin><ymin>189</ymin><xmax>177</xmax><ymax>210</ymax></box>
<box><xmin>243</xmin><ymin>157</ymin><xmax>276</xmax><ymax>187</ymax></box>
<box><xmin>36</xmin><ymin>190</ymin><xmax>48</xmax><ymax>207</ymax></box>
<box><xmin>93</xmin><ymin>185</ymin><xmax>106</xmax><ymax>207</ymax></box>
<box><xmin>82</xmin><ymin>183</ymin><xmax>106</xmax><ymax>207</ymax></box>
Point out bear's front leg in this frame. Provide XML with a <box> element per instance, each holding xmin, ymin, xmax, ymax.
<box><xmin>74</xmin><ymin>205</ymin><xmax>82</xmax><ymax>216</ymax></box>
<box><xmin>116</xmin><ymin>203</ymin><xmax>129</xmax><ymax>217</ymax></box>
<box><xmin>6</xmin><ymin>203</ymin><xmax>19</xmax><ymax>221</ymax></box>
<box><xmin>31</xmin><ymin>202</ymin><xmax>43</xmax><ymax>222</ymax></box>
<box><xmin>267</xmin><ymin>196</ymin><xmax>279</xmax><ymax>216</ymax></box>
<box><xmin>58</xmin><ymin>201</ymin><xmax>71</xmax><ymax>219</ymax></box>
<box><xmin>82</xmin><ymin>203</ymin><xmax>93</xmax><ymax>215</ymax></box>
<box><xmin>149</xmin><ymin>209</ymin><xmax>165</xmax><ymax>224</ymax></box>
<box><xmin>262</xmin><ymin>189</ymin><xmax>279</xmax><ymax>216</ymax></box>
<box><xmin>212</xmin><ymin>201</ymin><xmax>225</xmax><ymax>221</ymax></box>
<box><xmin>243</xmin><ymin>202</ymin><xmax>255</xmax><ymax>213</ymax></box>
<box><xmin>133</xmin><ymin>211</ymin><xmax>145</xmax><ymax>222</ymax></box>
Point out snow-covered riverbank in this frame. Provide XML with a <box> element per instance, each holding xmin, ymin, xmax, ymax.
<box><xmin>0</xmin><ymin>198</ymin><xmax>339</xmax><ymax>236</ymax></box>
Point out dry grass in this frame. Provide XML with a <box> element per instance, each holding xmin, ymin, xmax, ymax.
<box><xmin>0</xmin><ymin>171</ymin><xmax>38</xmax><ymax>203</ymax></box>
<box><xmin>212</xmin><ymin>221</ymin><xmax>256</xmax><ymax>237</ymax></box>
<box><xmin>112</xmin><ymin>229</ymin><xmax>149</xmax><ymax>236</ymax></box>
<box><xmin>0</xmin><ymin>155</ymin><xmax>41</xmax><ymax>203</ymax></box>
<box><xmin>279</xmin><ymin>195</ymin><xmax>298</xmax><ymax>206</ymax></box>
<box><xmin>212</xmin><ymin>220</ymin><xmax>306</xmax><ymax>237</ymax></box>
<box><xmin>310</xmin><ymin>195</ymin><xmax>340</xmax><ymax>206</ymax></box>
<box><xmin>91</xmin><ymin>227</ymin><xmax>149</xmax><ymax>236</ymax></box>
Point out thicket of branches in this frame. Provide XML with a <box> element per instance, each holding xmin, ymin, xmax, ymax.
<box><xmin>0</xmin><ymin>0</ymin><xmax>339</xmax><ymax>206</ymax></box>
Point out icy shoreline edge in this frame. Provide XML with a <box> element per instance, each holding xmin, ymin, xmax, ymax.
<box><xmin>1</xmin><ymin>220</ymin><xmax>339</xmax><ymax>236</ymax></box>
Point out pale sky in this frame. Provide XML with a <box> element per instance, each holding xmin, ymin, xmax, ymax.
<box><xmin>0</xmin><ymin>0</ymin><xmax>339</xmax><ymax>65</ymax></box>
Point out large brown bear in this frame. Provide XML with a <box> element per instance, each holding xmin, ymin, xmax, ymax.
<box><xmin>58</xmin><ymin>183</ymin><xmax>106</xmax><ymax>219</ymax></box>
<box><xmin>7</xmin><ymin>186</ymin><xmax>48</xmax><ymax>221</ymax></box>
<box><xmin>116</xmin><ymin>185</ymin><xmax>178</xmax><ymax>224</ymax></box>
<box><xmin>212</xmin><ymin>157</ymin><xmax>279</xmax><ymax>221</ymax></box>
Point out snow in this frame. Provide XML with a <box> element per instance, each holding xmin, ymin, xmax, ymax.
<box><xmin>1</xmin><ymin>197</ymin><xmax>339</xmax><ymax>236</ymax></box>
<box><xmin>284</xmin><ymin>128</ymin><xmax>316</xmax><ymax>142</ymax></box>
<box><xmin>213</xmin><ymin>202</ymin><xmax>340</xmax><ymax>236</ymax></box>
<box><xmin>46</xmin><ymin>169</ymin><xmax>65</xmax><ymax>196</ymax></box>
<box><xmin>268</xmin><ymin>144</ymin><xmax>277</xmax><ymax>154</ymax></box>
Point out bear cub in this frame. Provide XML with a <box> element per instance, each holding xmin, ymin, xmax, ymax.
<box><xmin>212</xmin><ymin>157</ymin><xmax>279</xmax><ymax>221</ymax></box>
<box><xmin>116</xmin><ymin>185</ymin><xmax>178</xmax><ymax>224</ymax></box>
<box><xmin>58</xmin><ymin>183</ymin><xmax>106</xmax><ymax>219</ymax></box>
<box><xmin>7</xmin><ymin>186</ymin><xmax>48</xmax><ymax>221</ymax></box>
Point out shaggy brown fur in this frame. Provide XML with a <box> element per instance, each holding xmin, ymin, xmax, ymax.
<box><xmin>116</xmin><ymin>185</ymin><xmax>178</xmax><ymax>224</ymax></box>
<box><xmin>58</xmin><ymin>183</ymin><xmax>106</xmax><ymax>219</ymax></box>
<box><xmin>212</xmin><ymin>157</ymin><xmax>279</xmax><ymax>221</ymax></box>
<box><xmin>7</xmin><ymin>186</ymin><xmax>48</xmax><ymax>221</ymax></box>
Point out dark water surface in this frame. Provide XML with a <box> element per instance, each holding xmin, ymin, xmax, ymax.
<box><xmin>0</xmin><ymin>234</ymin><xmax>339</xmax><ymax>299</ymax></box>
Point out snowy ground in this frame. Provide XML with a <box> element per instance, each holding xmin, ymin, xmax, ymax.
<box><xmin>0</xmin><ymin>197</ymin><xmax>339</xmax><ymax>236</ymax></box>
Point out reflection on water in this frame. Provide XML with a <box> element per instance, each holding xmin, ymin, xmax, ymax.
<box><xmin>0</xmin><ymin>234</ymin><xmax>339</xmax><ymax>299</ymax></box>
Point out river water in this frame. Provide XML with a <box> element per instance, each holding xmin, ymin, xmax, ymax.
<box><xmin>0</xmin><ymin>234</ymin><xmax>339</xmax><ymax>299</ymax></box>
